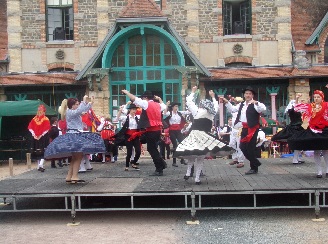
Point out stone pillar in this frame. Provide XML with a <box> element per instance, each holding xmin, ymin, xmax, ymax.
<box><xmin>7</xmin><ymin>0</ymin><xmax>22</xmax><ymax>72</ymax></box>
<box><xmin>275</xmin><ymin>0</ymin><xmax>292</xmax><ymax>64</ymax></box>
<box><xmin>270</xmin><ymin>93</ymin><xmax>277</xmax><ymax>121</ymax></box>
<box><xmin>186</xmin><ymin>0</ymin><xmax>200</xmax><ymax>58</ymax></box>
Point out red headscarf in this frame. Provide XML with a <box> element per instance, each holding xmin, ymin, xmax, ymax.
<box><xmin>313</xmin><ymin>90</ymin><xmax>324</xmax><ymax>100</ymax></box>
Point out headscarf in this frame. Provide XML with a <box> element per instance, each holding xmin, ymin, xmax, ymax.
<box><xmin>313</xmin><ymin>90</ymin><xmax>324</xmax><ymax>100</ymax></box>
<box><xmin>199</xmin><ymin>99</ymin><xmax>216</xmax><ymax>116</ymax></box>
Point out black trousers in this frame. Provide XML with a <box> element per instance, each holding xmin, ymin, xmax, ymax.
<box><xmin>169</xmin><ymin>129</ymin><xmax>184</xmax><ymax>164</ymax></box>
<box><xmin>125</xmin><ymin>136</ymin><xmax>141</xmax><ymax>167</ymax></box>
<box><xmin>240</xmin><ymin>128</ymin><xmax>261</xmax><ymax>170</ymax></box>
<box><xmin>145</xmin><ymin>130</ymin><xmax>166</xmax><ymax>172</ymax></box>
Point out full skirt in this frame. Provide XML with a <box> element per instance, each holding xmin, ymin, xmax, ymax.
<box><xmin>288</xmin><ymin>128</ymin><xmax>328</xmax><ymax>150</ymax></box>
<box><xmin>44</xmin><ymin>132</ymin><xmax>106</xmax><ymax>159</ymax></box>
<box><xmin>174</xmin><ymin>130</ymin><xmax>232</xmax><ymax>158</ymax></box>
<box><xmin>271</xmin><ymin>125</ymin><xmax>304</xmax><ymax>142</ymax></box>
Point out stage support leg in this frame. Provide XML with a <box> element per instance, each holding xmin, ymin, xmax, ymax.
<box><xmin>26</xmin><ymin>153</ymin><xmax>31</xmax><ymax>170</ymax></box>
<box><xmin>67</xmin><ymin>195</ymin><xmax>80</xmax><ymax>226</ymax></box>
<box><xmin>312</xmin><ymin>191</ymin><xmax>325</xmax><ymax>222</ymax></box>
<box><xmin>186</xmin><ymin>191</ymin><xmax>199</xmax><ymax>225</ymax></box>
<box><xmin>9</xmin><ymin>158</ymin><xmax>13</xmax><ymax>176</ymax></box>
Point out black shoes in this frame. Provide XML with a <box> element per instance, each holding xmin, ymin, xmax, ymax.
<box><xmin>149</xmin><ymin>171</ymin><xmax>163</xmax><ymax>176</ymax></box>
<box><xmin>38</xmin><ymin>167</ymin><xmax>45</xmax><ymax>172</ymax></box>
<box><xmin>245</xmin><ymin>169</ymin><xmax>258</xmax><ymax>175</ymax></box>
<box><xmin>172</xmin><ymin>163</ymin><xmax>178</xmax><ymax>167</ymax></box>
<box><xmin>181</xmin><ymin>159</ymin><xmax>187</xmax><ymax>165</ymax></box>
<box><xmin>184</xmin><ymin>175</ymin><xmax>190</xmax><ymax>180</ymax></box>
<box><xmin>195</xmin><ymin>181</ymin><xmax>201</xmax><ymax>185</ymax></box>
<box><xmin>57</xmin><ymin>162</ymin><xmax>63</xmax><ymax>167</ymax></box>
<box><xmin>317</xmin><ymin>174</ymin><xmax>323</xmax><ymax>178</ymax></box>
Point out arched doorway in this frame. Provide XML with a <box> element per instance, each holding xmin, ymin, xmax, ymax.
<box><xmin>102</xmin><ymin>24</ymin><xmax>185</xmax><ymax>117</ymax></box>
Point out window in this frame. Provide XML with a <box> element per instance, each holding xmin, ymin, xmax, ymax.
<box><xmin>46</xmin><ymin>0</ymin><xmax>73</xmax><ymax>41</ymax></box>
<box><xmin>154</xmin><ymin>0</ymin><xmax>162</xmax><ymax>9</ymax></box>
<box><xmin>223</xmin><ymin>0</ymin><xmax>251</xmax><ymax>35</ymax></box>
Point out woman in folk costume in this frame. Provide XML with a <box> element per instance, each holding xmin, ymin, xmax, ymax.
<box><xmin>97</xmin><ymin>117</ymin><xmax>116</xmax><ymax>163</ymax></box>
<box><xmin>271</xmin><ymin>97</ymin><xmax>305</xmax><ymax>164</ymax></box>
<box><xmin>288</xmin><ymin>90</ymin><xmax>328</xmax><ymax>178</ymax></box>
<box><xmin>28</xmin><ymin>104</ymin><xmax>51</xmax><ymax>172</ymax></box>
<box><xmin>174</xmin><ymin>86</ymin><xmax>229</xmax><ymax>185</ymax></box>
<box><xmin>163</xmin><ymin>101</ymin><xmax>189</xmax><ymax>167</ymax></box>
<box><xmin>44</xmin><ymin>96</ymin><xmax>105</xmax><ymax>184</ymax></box>
<box><xmin>116</xmin><ymin>103</ymin><xmax>141</xmax><ymax>171</ymax></box>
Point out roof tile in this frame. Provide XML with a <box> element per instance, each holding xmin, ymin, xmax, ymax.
<box><xmin>119</xmin><ymin>0</ymin><xmax>163</xmax><ymax>18</ymax></box>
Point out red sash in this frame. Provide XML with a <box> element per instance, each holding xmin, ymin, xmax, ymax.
<box><xmin>240</xmin><ymin>122</ymin><xmax>259</xmax><ymax>143</ymax></box>
<box><xmin>169</xmin><ymin>124</ymin><xmax>181</xmax><ymax>131</ymax></box>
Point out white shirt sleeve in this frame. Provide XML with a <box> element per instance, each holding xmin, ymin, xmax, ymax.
<box><xmin>133</xmin><ymin>97</ymin><xmax>148</xmax><ymax>110</ymax></box>
<box><xmin>212</xmin><ymin>97</ymin><xmax>219</xmax><ymax>112</ymax></box>
<box><xmin>285</xmin><ymin>100</ymin><xmax>296</xmax><ymax>113</ymax></box>
<box><xmin>186</xmin><ymin>93</ymin><xmax>198</xmax><ymax>117</ymax></box>
<box><xmin>254</xmin><ymin>102</ymin><xmax>266</xmax><ymax>113</ymax></box>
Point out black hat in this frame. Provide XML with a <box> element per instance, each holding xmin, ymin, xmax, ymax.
<box><xmin>242</xmin><ymin>86</ymin><xmax>256</xmax><ymax>95</ymax></box>
<box><xmin>127</xmin><ymin>103</ymin><xmax>139</xmax><ymax>109</ymax></box>
<box><xmin>170</xmin><ymin>102</ymin><xmax>181</xmax><ymax>107</ymax></box>
<box><xmin>140</xmin><ymin>90</ymin><xmax>154</xmax><ymax>99</ymax></box>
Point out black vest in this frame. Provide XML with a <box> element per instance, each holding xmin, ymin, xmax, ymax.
<box><xmin>234</xmin><ymin>102</ymin><xmax>260</xmax><ymax>128</ymax></box>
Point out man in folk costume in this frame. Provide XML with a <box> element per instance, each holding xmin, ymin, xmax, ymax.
<box><xmin>28</xmin><ymin>104</ymin><xmax>51</xmax><ymax>172</ymax></box>
<box><xmin>164</xmin><ymin>101</ymin><xmax>189</xmax><ymax>167</ymax></box>
<box><xmin>122</xmin><ymin>90</ymin><xmax>167</xmax><ymax>176</ymax></box>
<box><xmin>221</xmin><ymin>86</ymin><xmax>266</xmax><ymax>174</ymax></box>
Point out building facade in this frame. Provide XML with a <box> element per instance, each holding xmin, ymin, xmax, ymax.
<box><xmin>1</xmin><ymin>0</ymin><xmax>328</xmax><ymax>127</ymax></box>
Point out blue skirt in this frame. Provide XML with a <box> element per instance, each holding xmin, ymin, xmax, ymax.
<box><xmin>44</xmin><ymin>132</ymin><xmax>106</xmax><ymax>159</ymax></box>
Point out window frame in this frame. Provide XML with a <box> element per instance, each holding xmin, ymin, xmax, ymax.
<box><xmin>46</xmin><ymin>0</ymin><xmax>74</xmax><ymax>42</ymax></box>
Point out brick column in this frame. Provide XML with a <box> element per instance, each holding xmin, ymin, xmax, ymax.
<box><xmin>275</xmin><ymin>0</ymin><xmax>292</xmax><ymax>64</ymax></box>
<box><xmin>7</xmin><ymin>0</ymin><xmax>22</xmax><ymax>72</ymax></box>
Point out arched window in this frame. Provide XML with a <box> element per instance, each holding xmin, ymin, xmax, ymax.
<box><xmin>109</xmin><ymin>34</ymin><xmax>182</xmax><ymax>117</ymax></box>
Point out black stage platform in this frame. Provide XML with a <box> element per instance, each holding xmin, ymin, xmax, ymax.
<box><xmin>1</xmin><ymin>157</ymin><xmax>328</xmax><ymax>221</ymax></box>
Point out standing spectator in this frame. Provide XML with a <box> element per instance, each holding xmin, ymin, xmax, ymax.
<box><xmin>48</xmin><ymin>117</ymin><xmax>60</xmax><ymax>168</ymax></box>
<box><xmin>28</xmin><ymin>104</ymin><xmax>51</xmax><ymax>172</ymax></box>
<box><xmin>121</xmin><ymin>90</ymin><xmax>167</xmax><ymax>176</ymax></box>
<box><xmin>159</xmin><ymin>127</ymin><xmax>171</xmax><ymax>160</ymax></box>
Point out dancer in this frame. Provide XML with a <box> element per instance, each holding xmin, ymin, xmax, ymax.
<box><xmin>271</xmin><ymin>98</ymin><xmax>304</xmax><ymax>164</ymax></box>
<box><xmin>44</xmin><ymin>95</ymin><xmax>106</xmax><ymax>183</ymax></box>
<box><xmin>121</xmin><ymin>90</ymin><xmax>167</xmax><ymax>176</ymax></box>
<box><xmin>116</xmin><ymin>103</ymin><xmax>141</xmax><ymax>171</ymax></box>
<box><xmin>163</xmin><ymin>101</ymin><xmax>189</xmax><ymax>167</ymax></box>
<box><xmin>174</xmin><ymin>86</ymin><xmax>228</xmax><ymax>185</ymax></box>
<box><xmin>221</xmin><ymin>86</ymin><xmax>266</xmax><ymax>175</ymax></box>
<box><xmin>28</xmin><ymin>104</ymin><xmax>51</xmax><ymax>172</ymax></box>
<box><xmin>226</xmin><ymin>97</ymin><xmax>245</xmax><ymax>168</ymax></box>
<box><xmin>288</xmin><ymin>91</ymin><xmax>328</xmax><ymax>178</ymax></box>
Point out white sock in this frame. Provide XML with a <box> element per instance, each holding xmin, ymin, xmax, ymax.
<box><xmin>38</xmin><ymin>159</ymin><xmax>44</xmax><ymax>168</ymax></box>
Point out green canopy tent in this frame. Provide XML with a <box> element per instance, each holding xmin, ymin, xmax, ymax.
<box><xmin>0</xmin><ymin>100</ymin><xmax>57</xmax><ymax>139</ymax></box>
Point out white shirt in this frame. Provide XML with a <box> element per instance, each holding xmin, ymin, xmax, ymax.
<box><xmin>117</xmin><ymin>114</ymin><xmax>140</xmax><ymax>129</ymax></box>
<box><xmin>225</xmin><ymin>100</ymin><xmax>266</xmax><ymax>128</ymax></box>
<box><xmin>134</xmin><ymin>97</ymin><xmax>166</xmax><ymax>111</ymax></box>
<box><xmin>256</xmin><ymin>130</ymin><xmax>267</xmax><ymax>147</ymax></box>
<box><xmin>165</xmin><ymin>111</ymin><xmax>190</xmax><ymax>125</ymax></box>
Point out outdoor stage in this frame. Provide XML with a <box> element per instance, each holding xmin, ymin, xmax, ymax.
<box><xmin>1</xmin><ymin>157</ymin><xmax>328</xmax><ymax>222</ymax></box>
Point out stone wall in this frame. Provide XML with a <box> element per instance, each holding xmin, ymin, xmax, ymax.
<box><xmin>167</xmin><ymin>0</ymin><xmax>188</xmax><ymax>38</ymax></box>
<box><xmin>198</xmin><ymin>0</ymin><xmax>218</xmax><ymax>42</ymax></box>
<box><xmin>21</xmin><ymin>0</ymin><xmax>42</xmax><ymax>43</ymax></box>
<box><xmin>256</xmin><ymin>0</ymin><xmax>278</xmax><ymax>37</ymax></box>
<box><xmin>78</xmin><ymin>0</ymin><xmax>98</xmax><ymax>46</ymax></box>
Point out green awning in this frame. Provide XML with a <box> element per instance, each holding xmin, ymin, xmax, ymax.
<box><xmin>0</xmin><ymin>100</ymin><xmax>57</xmax><ymax>116</ymax></box>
